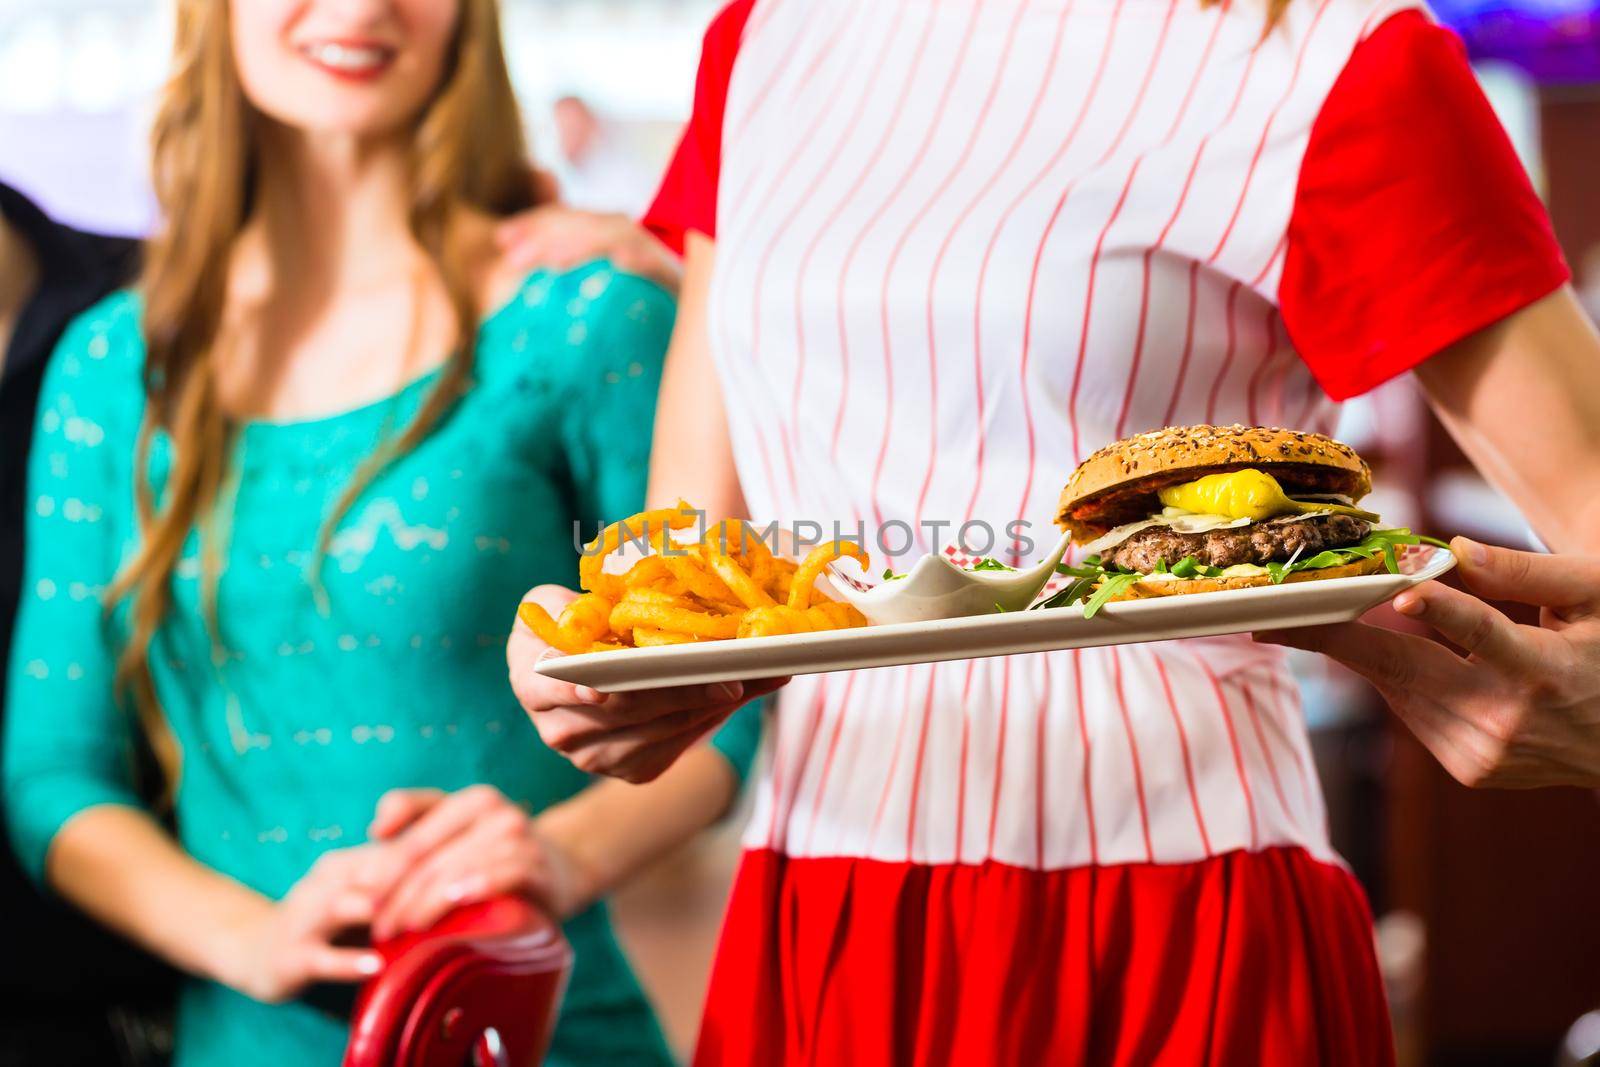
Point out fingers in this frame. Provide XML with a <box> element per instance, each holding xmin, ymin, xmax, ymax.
<box><xmin>600</xmin><ymin>712</ymin><xmax>732</xmax><ymax>784</ymax></box>
<box><xmin>302</xmin><ymin>944</ymin><xmax>384</xmax><ymax>985</ymax></box>
<box><xmin>368</xmin><ymin>788</ymin><xmax>445</xmax><ymax>839</ymax></box>
<box><xmin>373</xmin><ymin>813</ymin><xmax>536</xmax><ymax>939</ymax></box>
<box><xmin>326</xmin><ymin>890</ymin><xmax>377</xmax><ymax>931</ymax></box>
<box><xmin>507</xmin><ymin>654</ymin><xmax>607</xmax><ymax>715</ymax></box>
<box><xmin>528</xmin><ymin>679</ymin><xmax>759</xmax><ymax>746</ymax></box>
<box><xmin>1256</xmin><ymin>624</ymin><xmax>1505</xmax><ymax>787</ymax></box>
<box><xmin>1452</xmin><ymin>537</ymin><xmax>1600</xmax><ymax>612</ymax></box>
<box><xmin>1255</xmin><ymin>621</ymin><xmax>1470</xmax><ymax>695</ymax></box>
<box><xmin>549</xmin><ymin>699</ymin><xmax>745</xmax><ymax>782</ymax></box>
<box><xmin>357</xmin><ymin>785</ymin><xmax>509</xmax><ymax>897</ymax></box>
<box><xmin>507</xmin><ymin>585</ymin><xmax>582</xmax><ymax>674</ymax></box>
<box><xmin>376</xmin><ymin>844</ymin><xmax>528</xmax><ymax>940</ymax></box>
<box><xmin>738</xmin><ymin>676</ymin><xmax>790</xmax><ymax>701</ymax></box>
<box><xmin>492</xmin><ymin>207</ymin><xmax>622</xmax><ymax>272</ymax></box>
<box><xmin>1391</xmin><ymin>581</ymin><xmax>1545</xmax><ymax>672</ymax></box>
<box><xmin>492</xmin><ymin>212</ymin><xmax>536</xmax><ymax>249</ymax></box>
<box><xmin>518</xmin><ymin>674</ymin><xmax>784</xmax><ymax>778</ymax></box>
<box><xmin>1369</xmin><ymin>686</ymin><xmax>1503</xmax><ymax>788</ymax></box>
<box><xmin>493</xmin><ymin>208</ymin><xmax>569</xmax><ymax>272</ymax></box>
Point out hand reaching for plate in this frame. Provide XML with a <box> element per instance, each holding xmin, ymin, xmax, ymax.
<box><xmin>507</xmin><ymin>584</ymin><xmax>788</xmax><ymax>782</ymax></box>
<box><xmin>1259</xmin><ymin>537</ymin><xmax>1600</xmax><ymax>789</ymax></box>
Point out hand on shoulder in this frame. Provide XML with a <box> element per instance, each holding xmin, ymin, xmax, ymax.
<box><xmin>493</xmin><ymin>204</ymin><xmax>681</xmax><ymax>296</ymax></box>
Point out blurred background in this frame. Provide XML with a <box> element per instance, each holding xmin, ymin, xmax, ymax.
<box><xmin>2</xmin><ymin>1</ymin><xmax>1598</xmax><ymax>1064</ymax></box>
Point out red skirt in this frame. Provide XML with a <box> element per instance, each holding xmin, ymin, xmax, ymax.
<box><xmin>694</xmin><ymin>846</ymin><xmax>1392</xmax><ymax>1066</ymax></box>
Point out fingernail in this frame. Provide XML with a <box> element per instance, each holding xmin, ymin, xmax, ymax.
<box><xmin>1394</xmin><ymin>592</ymin><xmax>1425</xmax><ymax>616</ymax></box>
<box><xmin>713</xmin><ymin>681</ymin><xmax>744</xmax><ymax>702</ymax></box>
<box><xmin>1459</xmin><ymin>537</ymin><xmax>1489</xmax><ymax>566</ymax></box>
<box><xmin>536</xmin><ymin>647</ymin><xmax>562</xmax><ymax>666</ymax></box>
<box><xmin>357</xmin><ymin>953</ymin><xmax>383</xmax><ymax>976</ymax></box>
<box><xmin>444</xmin><ymin>877</ymin><xmax>481</xmax><ymax>903</ymax></box>
<box><xmin>576</xmin><ymin>686</ymin><xmax>605</xmax><ymax>704</ymax></box>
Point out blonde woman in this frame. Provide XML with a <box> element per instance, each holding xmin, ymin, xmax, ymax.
<box><xmin>2</xmin><ymin>2</ymin><xmax>765</xmax><ymax>1064</ymax></box>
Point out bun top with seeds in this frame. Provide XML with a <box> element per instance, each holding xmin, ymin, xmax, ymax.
<box><xmin>1056</xmin><ymin>424</ymin><xmax>1372</xmax><ymax>542</ymax></box>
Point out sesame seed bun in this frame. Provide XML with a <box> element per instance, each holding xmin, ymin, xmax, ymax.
<box><xmin>1103</xmin><ymin>555</ymin><xmax>1386</xmax><ymax>601</ymax></box>
<box><xmin>1057</xmin><ymin>425</ymin><xmax>1372</xmax><ymax>542</ymax></box>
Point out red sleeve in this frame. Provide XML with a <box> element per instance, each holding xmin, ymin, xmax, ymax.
<box><xmin>1279</xmin><ymin>10</ymin><xmax>1570</xmax><ymax>401</ymax></box>
<box><xmin>642</xmin><ymin>0</ymin><xmax>756</xmax><ymax>255</ymax></box>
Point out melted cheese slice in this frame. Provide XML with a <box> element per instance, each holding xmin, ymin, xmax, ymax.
<box><xmin>1080</xmin><ymin>512</ymin><xmax>1254</xmax><ymax>557</ymax></box>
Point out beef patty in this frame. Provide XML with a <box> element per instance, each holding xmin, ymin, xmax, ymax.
<box><xmin>1104</xmin><ymin>514</ymin><xmax>1372</xmax><ymax>573</ymax></box>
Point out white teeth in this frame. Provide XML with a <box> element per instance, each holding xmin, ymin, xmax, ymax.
<box><xmin>302</xmin><ymin>42</ymin><xmax>391</xmax><ymax>72</ymax></box>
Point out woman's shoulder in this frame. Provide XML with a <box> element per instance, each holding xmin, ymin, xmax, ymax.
<box><xmin>57</xmin><ymin>287</ymin><xmax>144</xmax><ymax>352</ymax></box>
<box><xmin>479</xmin><ymin>260</ymin><xmax>676</xmax><ymax>379</ymax></box>
<box><xmin>30</xmin><ymin>289</ymin><xmax>147</xmax><ymax>464</ymax></box>
<box><xmin>487</xmin><ymin>259</ymin><xmax>674</xmax><ymax>330</ymax></box>
<box><xmin>41</xmin><ymin>287</ymin><xmax>147</xmax><ymax>398</ymax></box>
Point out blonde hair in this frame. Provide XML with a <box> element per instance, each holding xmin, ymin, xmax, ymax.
<box><xmin>112</xmin><ymin>0</ymin><xmax>542</xmax><ymax>777</ymax></box>
<box><xmin>1205</xmin><ymin>0</ymin><xmax>1295</xmax><ymax>32</ymax></box>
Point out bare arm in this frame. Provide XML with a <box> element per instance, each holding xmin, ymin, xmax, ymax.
<box><xmin>508</xmin><ymin>232</ymin><xmax>785</xmax><ymax>783</ymax></box>
<box><xmin>537</xmin><ymin>745</ymin><xmax>737</xmax><ymax>898</ymax></box>
<box><xmin>47</xmin><ymin>807</ymin><xmax>384</xmax><ymax>1001</ymax></box>
<box><xmin>49</xmin><ymin>808</ymin><xmax>273</xmax><ymax>985</ymax></box>
<box><xmin>644</xmin><ymin>233</ymin><xmax>746</xmax><ymax>515</ymax></box>
<box><xmin>1416</xmin><ymin>286</ymin><xmax>1600</xmax><ymax>554</ymax></box>
<box><xmin>1265</xmin><ymin>285</ymin><xmax>1600</xmax><ymax>787</ymax></box>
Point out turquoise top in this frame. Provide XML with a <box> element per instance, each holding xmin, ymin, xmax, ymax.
<box><xmin>3</xmin><ymin>262</ymin><xmax>761</xmax><ymax>1067</ymax></box>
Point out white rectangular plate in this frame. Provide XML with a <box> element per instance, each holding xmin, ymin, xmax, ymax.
<box><xmin>536</xmin><ymin>547</ymin><xmax>1456</xmax><ymax>693</ymax></box>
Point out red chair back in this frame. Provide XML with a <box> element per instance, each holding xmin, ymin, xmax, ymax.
<box><xmin>344</xmin><ymin>896</ymin><xmax>572</xmax><ymax>1067</ymax></box>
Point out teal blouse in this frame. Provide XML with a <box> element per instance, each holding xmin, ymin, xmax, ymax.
<box><xmin>2</xmin><ymin>262</ymin><xmax>760</xmax><ymax>1067</ymax></box>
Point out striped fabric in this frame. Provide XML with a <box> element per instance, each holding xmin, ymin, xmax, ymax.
<box><xmin>705</xmin><ymin>0</ymin><xmax>1414</xmax><ymax>871</ymax></box>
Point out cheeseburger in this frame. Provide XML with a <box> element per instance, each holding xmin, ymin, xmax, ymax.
<box><xmin>1051</xmin><ymin>425</ymin><xmax>1443</xmax><ymax>612</ymax></box>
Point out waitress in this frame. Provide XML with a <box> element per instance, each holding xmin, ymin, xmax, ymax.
<box><xmin>512</xmin><ymin>0</ymin><xmax>1600</xmax><ymax>1061</ymax></box>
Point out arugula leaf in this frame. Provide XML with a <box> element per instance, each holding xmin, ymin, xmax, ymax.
<box><xmin>1267</xmin><ymin>544</ymin><xmax>1306</xmax><ymax>585</ymax></box>
<box><xmin>882</xmin><ymin>568</ymin><xmax>908</xmax><ymax>581</ymax></box>
<box><xmin>1057</xmin><ymin>553</ymin><xmax>1107</xmax><ymax>579</ymax></box>
<box><xmin>1260</xmin><ymin>528</ymin><xmax>1446</xmax><ymax>583</ymax></box>
<box><xmin>1033</xmin><ymin>527</ymin><xmax>1451</xmax><ymax>615</ymax></box>
<box><xmin>970</xmin><ymin>557</ymin><xmax>1016</xmax><ymax>572</ymax></box>
<box><xmin>1034</xmin><ymin>574</ymin><xmax>1100</xmax><ymax>611</ymax></box>
<box><xmin>1082</xmin><ymin>572</ymin><xmax>1141</xmax><ymax>618</ymax></box>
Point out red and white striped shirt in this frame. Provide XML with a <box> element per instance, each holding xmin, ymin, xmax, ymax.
<box><xmin>647</xmin><ymin>0</ymin><xmax>1567</xmax><ymax>873</ymax></box>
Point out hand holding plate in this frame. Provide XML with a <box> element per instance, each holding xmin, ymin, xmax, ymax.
<box><xmin>507</xmin><ymin>584</ymin><xmax>787</xmax><ymax>782</ymax></box>
<box><xmin>1259</xmin><ymin>537</ymin><xmax>1600</xmax><ymax>789</ymax></box>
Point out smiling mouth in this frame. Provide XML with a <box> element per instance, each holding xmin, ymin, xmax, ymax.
<box><xmin>297</xmin><ymin>41</ymin><xmax>397</xmax><ymax>78</ymax></box>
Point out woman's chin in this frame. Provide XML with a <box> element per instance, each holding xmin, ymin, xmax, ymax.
<box><xmin>245</xmin><ymin>71</ymin><xmax>433</xmax><ymax>143</ymax></box>
<box><xmin>256</xmin><ymin>100</ymin><xmax>421</xmax><ymax>145</ymax></box>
